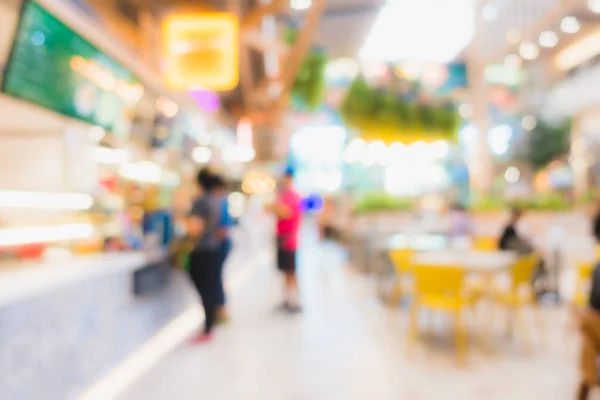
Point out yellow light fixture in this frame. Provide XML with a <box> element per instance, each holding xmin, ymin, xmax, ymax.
<box><xmin>556</xmin><ymin>30</ymin><xmax>600</xmax><ymax>71</ymax></box>
<box><xmin>162</xmin><ymin>13</ymin><xmax>239</xmax><ymax>91</ymax></box>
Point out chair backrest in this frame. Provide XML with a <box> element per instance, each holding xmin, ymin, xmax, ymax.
<box><xmin>413</xmin><ymin>265</ymin><xmax>465</xmax><ymax>298</ymax></box>
<box><xmin>510</xmin><ymin>253</ymin><xmax>539</xmax><ymax>290</ymax></box>
<box><xmin>576</xmin><ymin>262</ymin><xmax>594</xmax><ymax>289</ymax></box>
<box><xmin>473</xmin><ymin>236</ymin><xmax>497</xmax><ymax>252</ymax></box>
<box><xmin>578</xmin><ymin>262</ymin><xmax>594</xmax><ymax>281</ymax></box>
<box><xmin>574</xmin><ymin>262</ymin><xmax>594</xmax><ymax>305</ymax></box>
<box><xmin>388</xmin><ymin>249</ymin><xmax>414</xmax><ymax>274</ymax></box>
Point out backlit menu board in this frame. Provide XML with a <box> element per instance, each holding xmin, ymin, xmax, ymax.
<box><xmin>1</xmin><ymin>1</ymin><xmax>143</xmax><ymax>138</ymax></box>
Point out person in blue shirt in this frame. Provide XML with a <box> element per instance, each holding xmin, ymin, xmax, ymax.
<box><xmin>213</xmin><ymin>176</ymin><xmax>233</xmax><ymax>322</ymax></box>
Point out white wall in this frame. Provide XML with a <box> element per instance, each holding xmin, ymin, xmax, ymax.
<box><xmin>0</xmin><ymin>95</ymin><xmax>100</xmax><ymax>193</ymax></box>
<box><xmin>0</xmin><ymin>135</ymin><xmax>64</xmax><ymax>192</ymax></box>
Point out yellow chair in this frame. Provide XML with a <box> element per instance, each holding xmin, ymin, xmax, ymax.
<box><xmin>473</xmin><ymin>236</ymin><xmax>498</xmax><ymax>252</ymax></box>
<box><xmin>491</xmin><ymin>253</ymin><xmax>543</xmax><ymax>352</ymax></box>
<box><xmin>407</xmin><ymin>265</ymin><xmax>478</xmax><ymax>365</ymax></box>
<box><xmin>388</xmin><ymin>249</ymin><xmax>414</xmax><ymax>305</ymax></box>
<box><xmin>573</xmin><ymin>262</ymin><xmax>594</xmax><ymax>307</ymax></box>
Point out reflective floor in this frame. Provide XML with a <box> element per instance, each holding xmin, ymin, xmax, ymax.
<box><xmin>120</xmin><ymin>227</ymin><xmax>581</xmax><ymax>400</ymax></box>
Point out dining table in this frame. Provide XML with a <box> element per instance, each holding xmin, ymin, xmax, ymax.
<box><xmin>385</xmin><ymin>232</ymin><xmax>450</xmax><ymax>252</ymax></box>
<box><xmin>412</xmin><ymin>249</ymin><xmax>518</xmax><ymax>273</ymax></box>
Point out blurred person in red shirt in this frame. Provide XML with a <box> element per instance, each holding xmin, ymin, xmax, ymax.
<box><xmin>266</xmin><ymin>169</ymin><xmax>302</xmax><ymax>313</ymax></box>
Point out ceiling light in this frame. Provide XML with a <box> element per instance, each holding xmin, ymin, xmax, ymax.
<box><xmin>504</xmin><ymin>54</ymin><xmax>522</xmax><ymax>69</ymax></box>
<box><xmin>504</xmin><ymin>167</ymin><xmax>520</xmax><ymax>183</ymax></box>
<box><xmin>459</xmin><ymin>103</ymin><xmax>472</xmax><ymax>119</ymax></box>
<box><xmin>290</xmin><ymin>0</ymin><xmax>311</xmax><ymax>11</ymax></box>
<box><xmin>589</xmin><ymin>0</ymin><xmax>600</xmax><ymax>13</ymax></box>
<box><xmin>482</xmin><ymin>4</ymin><xmax>498</xmax><ymax>21</ymax></box>
<box><xmin>506</xmin><ymin>29</ymin><xmax>521</xmax><ymax>44</ymax></box>
<box><xmin>359</xmin><ymin>0</ymin><xmax>474</xmax><ymax>63</ymax></box>
<box><xmin>556</xmin><ymin>30</ymin><xmax>600</xmax><ymax>70</ymax></box>
<box><xmin>163</xmin><ymin>101</ymin><xmax>179</xmax><ymax>118</ymax></box>
<box><xmin>561</xmin><ymin>16</ymin><xmax>580</xmax><ymax>34</ymax></box>
<box><xmin>191</xmin><ymin>146</ymin><xmax>213</xmax><ymax>164</ymax></box>
<box><xmin>236</xmin><ymin>118</ymin><xmax>253</xmax><ymax>148</ymax></box>
<box><xmin>519</xmin><ymin>41</ymin><xmax>539</xmax><ymax>60</ymax></box>
<box><xmin>522</xmin><ymin>115</ymin><xmax>537</xmax><ymax>131</ymax></box>
<box><xmin>539</xmin><ymin>31</ymin><xmax>559</xmax><ymax>48</ymax></box>
<box><xmin>223</xmin><ymin>147</ymin><xmax>256</xmax><ymax>163</ymax></box>
<box><xmin>488</xmin><ymin>125</ymin><xmax>513</xmax><ymax>156</ymax></box>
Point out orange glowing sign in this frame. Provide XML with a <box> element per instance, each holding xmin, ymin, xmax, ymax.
<box><xmin>162</xmin><ymin>13</ymin><xmax>239</xmax><ymax>91</ymax></box>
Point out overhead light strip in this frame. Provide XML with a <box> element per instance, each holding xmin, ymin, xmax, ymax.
<box><xmin>0</xmin><ymin>191</ymin><xmax>93</xmax><ymax>210</ymax></box>
<box><xmin>556</xmin><ymin>30</ymin><xmax>600</xmax><ymax>71</ymax></box>
<box><xmin>0</xmin><ymin>223</ymin><xmax>95</xmax><ymax>247</ymax></box>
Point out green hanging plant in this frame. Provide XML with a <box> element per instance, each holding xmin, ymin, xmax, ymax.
<box><xmin>339</xmin><ymin>77</ymin><xmax>460</xmax><ymax>144</ymax></box>
<box><xmin>286</xmin><ymin>27</ymin><xmax>327</xmax><ymax>111</ymax></box>
<box><xmin>292</xmin><ymin>49</ymin><xmax>327</xmax><ymax>110</ymax></box>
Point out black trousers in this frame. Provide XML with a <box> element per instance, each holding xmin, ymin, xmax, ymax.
<box><xmin>188</xmin><ymin>249</ymin><xmax>219</xmax><ymax>334</ymax></box>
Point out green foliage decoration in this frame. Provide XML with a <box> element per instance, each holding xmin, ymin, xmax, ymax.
<box><xmin>339</xmin><ymin>77</ymin><xmax>460</xmax><ymax>143</ymax></box>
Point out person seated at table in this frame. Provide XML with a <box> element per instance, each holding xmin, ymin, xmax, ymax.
<box><xmin>498</xmin><ymin>207</ymin><xmax>550</xmax><ymax>299</ymax></box>
<box><xmin>578</xmin><ymin>262</ymin><xmax>600</xmax><ymax>399</ymax></box>
<box><xmin>499</xmin><ymin>208</ymin><xmax>528</xmax><ymax>251</ymax></box>
<box><xmin>593</xmin><ymin>200</ymin><xmax>600</xmax><ymax>243</ymax></box>
<box><xmin>448</xmin><ymin>203</ymin><xmax>474</xmax><ymax>238</ymax></box>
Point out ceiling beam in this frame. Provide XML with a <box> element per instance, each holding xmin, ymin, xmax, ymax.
<box><xmin>278</xmin><ymin>0</ymin><xmax>327</xmax><ymax>106</ymax></box>
<box><xmin>322</xmin><ymin>3</ymin><xmax>382</xmax><ymax>18</ymax></box>
<box><xmin>243</xmin><ymin>28</ymin><xmax>290</xmax><ymax>54</ymax></box>
<box><xmin>241</xmin><ymin>0</ymin><xmax>290</xmax><ymax>30</ymax></box>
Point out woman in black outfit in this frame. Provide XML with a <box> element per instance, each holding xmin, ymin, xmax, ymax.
<box><xmin>186</xmin><ymin>169</ymin><xmax>223</xmax><ymax>343</ymax></box>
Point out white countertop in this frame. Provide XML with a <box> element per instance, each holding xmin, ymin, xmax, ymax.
<box><xmin>0</xmin><ymin>250</ymin><xmax>165</xmax><ymax>308</ymax></box>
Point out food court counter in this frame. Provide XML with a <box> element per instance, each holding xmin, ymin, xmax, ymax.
<box><xmin>0</xmin><ymin>251</ymin><xmax>196</xmax><ymax>400</ymax></box>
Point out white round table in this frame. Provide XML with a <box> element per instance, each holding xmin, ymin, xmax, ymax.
<box><xmin>413</xmin><ymin>250</ymin><xmax>518</xmax><ymax>273</ymax></box>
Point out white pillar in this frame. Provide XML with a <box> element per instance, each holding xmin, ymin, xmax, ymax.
<box><xmin>571</xmin><ymin>114</ymin><xmax>589</xmax><ymax>198</ymax></box>
<box><xmin>467</xmin><ymin>1</ymin><xmax>493</xmax><ymax>198</ymax></box>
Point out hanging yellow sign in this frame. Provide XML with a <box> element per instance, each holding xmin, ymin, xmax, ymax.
<box><xmin>162</xmin><ymin>13</ymin><xmax>239</xmax><ymax>91</ymax></box>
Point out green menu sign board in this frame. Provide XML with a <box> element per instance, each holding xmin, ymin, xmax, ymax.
<box><xmin>1</xmin><ymin>1</ymin><xmax>143</xmax><ymax>138</ymax></box>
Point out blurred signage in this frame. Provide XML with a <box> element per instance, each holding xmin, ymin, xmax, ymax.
<box><xmin>162</xmin><ymin>13</ymin><xmax>239</xmax><ymax>91</ymax></box>
<box><xmin>1</xmin><ymin>1</ymin><xmax>143</xmax><ymax>139</ymax></box>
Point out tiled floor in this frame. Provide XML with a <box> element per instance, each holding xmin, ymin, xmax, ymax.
<box><xmin>120</xmin><ymin>232</ymin><xmax>584</xmax><ymax>400</ymax></box>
